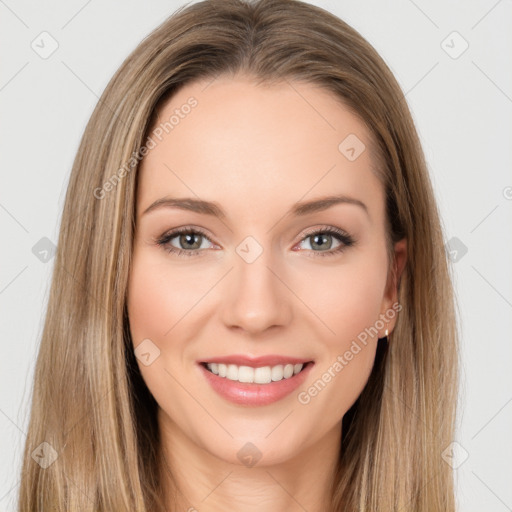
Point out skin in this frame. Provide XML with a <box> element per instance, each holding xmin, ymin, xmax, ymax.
<box><xmin>127</xmin><ymin>74</ymin><xmax>407</xmax><ymax>512</ymax></box>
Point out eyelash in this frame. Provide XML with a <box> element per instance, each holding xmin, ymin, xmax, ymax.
<box><xmin>155</xmin><ymin>225</ymin><xmax>355</xmax><ymax>258</ymax></box>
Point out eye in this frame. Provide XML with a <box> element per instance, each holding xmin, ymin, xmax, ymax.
<box><xmin>155</xmin><ymin>226</ymin><xmax>215</xmax><ymax>257</ymax></box>
<box><xmin>155</xmin><ymin>225</ymin><xmax>355</xmax><ymax>258</ymax></box>
<box><xmin>296</xmin><ymin>226</ymin><xmax>355</xmax><ymax>257</ymax></box>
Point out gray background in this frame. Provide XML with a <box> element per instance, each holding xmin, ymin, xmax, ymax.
<box><xmin>1</xmin><ymin>0</ymin><xmax>511</xmax><ymax>510</ymax></box>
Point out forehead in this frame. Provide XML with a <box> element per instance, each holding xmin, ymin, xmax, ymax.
<box><xmin>137</xmin><ymin>75</ymin><xmax>385</xmax><ymax>225</ymax></box>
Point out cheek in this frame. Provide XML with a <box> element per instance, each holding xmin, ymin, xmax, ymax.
<box><xmin>126</xmin><ymin>251</ymin><xmax>205</xmax><ymax>426</ymax></box>
<box><xmin>127</xmin><ymin>250</ymin><xmax>206</xmax><ymax>345</ymax></box>
<box><xmin>127</xmin><ymin>265</ymin><xmax>171</xmax><ymax>344</ymax></box>
<box><xmin>294</xmin><ymin>256</ymin><xmax>386</xmax><ymax>411</ymax></box>
<box><xmin>126</xmin><ymin>251</ymin><xmax>187</xmax><ymax>400</ymax></box>
<box><xmin>298</xmin><ymin>255</ymin><xmax>387</xmax><ymax>346</ymax></box>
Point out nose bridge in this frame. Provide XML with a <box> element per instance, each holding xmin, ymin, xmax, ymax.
<box><xmin>220</xmin><ymin>235</ymin><xmax>292</xmax><ymax>333</ymax></box>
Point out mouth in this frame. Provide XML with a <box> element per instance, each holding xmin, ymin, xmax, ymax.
<box><xmin>199</xmin><ymin>360</ymin><xmax>314</xmax><ymax>385</ymax></box>
<box><xmin>198</xmin><ymin>358</ymin><xmax>315</xmax><ymax>406</ymax></box>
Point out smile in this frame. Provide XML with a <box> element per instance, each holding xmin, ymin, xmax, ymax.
<box><xmin>203</xmin><ymin>362</ymin><xmax>306</xmax><ymax>384</ymax></box>
<box><xmin>198</xmin><ymin>360</ymin><xmax>314</xmax><ymax>406</ymax></box>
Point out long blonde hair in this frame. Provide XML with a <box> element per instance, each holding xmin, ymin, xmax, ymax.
<box><xmin>18</xmin><ymin>0</ymin><xmax>459</xmax><ymax>510</ymax></box>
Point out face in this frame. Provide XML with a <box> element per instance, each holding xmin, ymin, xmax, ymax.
<box><xmin>127</xmin><ymin>74</ymin><xmax>406</xmax><ymax>467</ymax></box>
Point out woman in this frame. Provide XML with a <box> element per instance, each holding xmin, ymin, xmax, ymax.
<box><xmin>18</xmin><ymin>0</ymin><xmax>459</xmax><ymax>510</ymax></box>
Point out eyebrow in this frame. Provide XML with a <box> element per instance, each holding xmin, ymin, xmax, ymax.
<box><xmin>142</xmin><ymin>194</ymin><xmax>369</xmax><ymax>218</ymax></box>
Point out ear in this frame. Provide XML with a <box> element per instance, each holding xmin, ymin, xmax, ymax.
<box><xmin>378</xmin><ymin>238</ymin><xmax>407</xmax><ymax>337</ymax></box>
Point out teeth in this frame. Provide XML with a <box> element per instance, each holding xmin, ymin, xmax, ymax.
<box><xmin>205</xmin><ymin>362</ymin><xmax>305</xmax><ymax>384</ymax></box>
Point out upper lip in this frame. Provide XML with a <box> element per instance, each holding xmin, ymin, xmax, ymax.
<box><xmin>199</xmin><ymin>354</ymin><xmax>314</xmax><ymax>368</ymax></box>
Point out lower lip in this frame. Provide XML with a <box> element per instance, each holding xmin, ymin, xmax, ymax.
<box><xmin>198</xmin><ymin>362</ymin><xmax>314</xmax><ymax>406</ymax></box>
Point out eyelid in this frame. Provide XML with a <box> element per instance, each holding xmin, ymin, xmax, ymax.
<box><xmin>298</xmin><ymin>225</ymin><xmax>350</xmax><ymax>242</ymax></box>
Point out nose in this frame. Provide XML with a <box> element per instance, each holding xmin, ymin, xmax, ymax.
<box><xmin>219</xmin><ymin>249</ymin><xmax>293</xmax><ymax>335</ymax></box>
